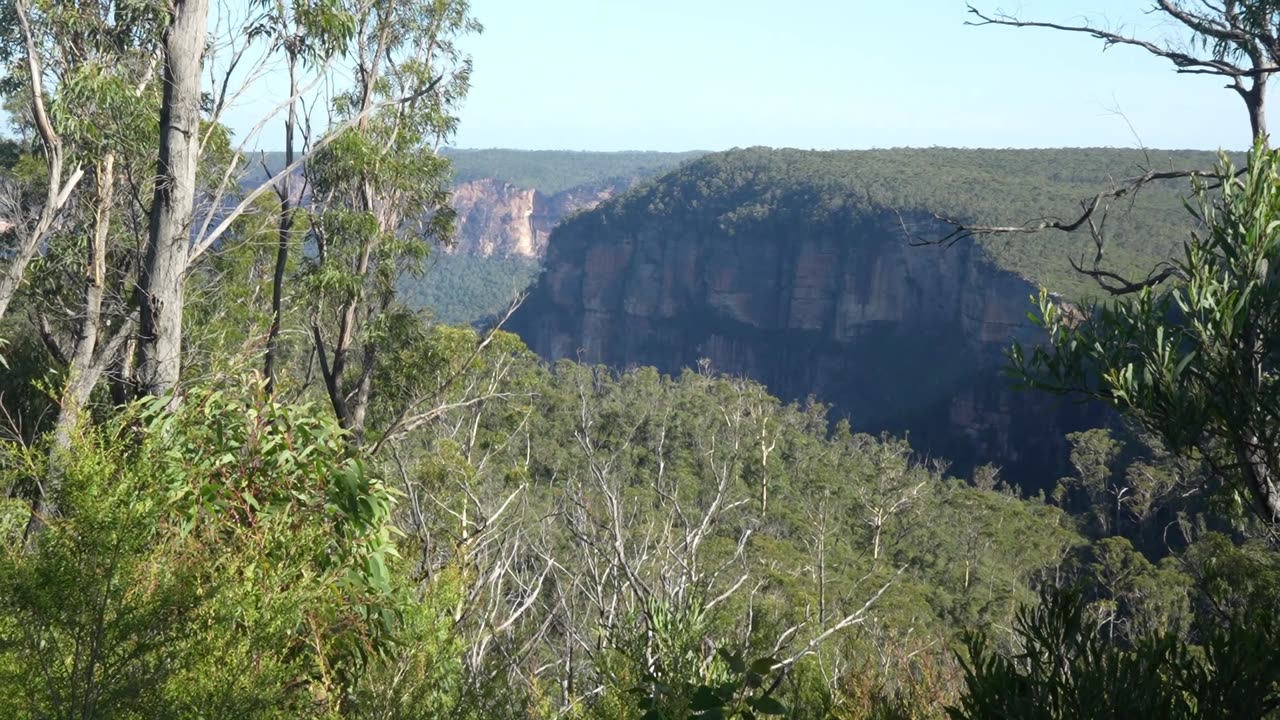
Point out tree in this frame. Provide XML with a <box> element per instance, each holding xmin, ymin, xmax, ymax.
<box><xmin>250</xmin><ymin>0</ymin><xmax>356</xmax><ymax>393</ymax></box>
<box><xmin>304</xmin><ymin>0</ymin><xmax>476</xmax><ymax>445</ymax></box>
<box><xmin>0</xmin><ymin>0</ymin><xmax>85</xmax><ymax>326</ymax></box>
<box><xmin>1055</xmin><ymin>429</ymin><xmax>1125</xmax><ymax>537</ymax></box>
<box><xmin>1014</xmin><ymin>146</ymin><xmax>1280</xmax><ymax>527</ymax></box>
<box><xmin>136</xmin><ymin>0</ymin><xmax>209</xmax><ymax>396</ymax></box>
<box><xmin>968</xmin><ymin>2</ymin><xmax>1278</xmax><ymax>143</ymax></box>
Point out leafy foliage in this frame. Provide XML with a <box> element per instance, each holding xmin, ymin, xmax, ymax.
<box><xmin>948</xmin><ymin>585</ymin><xmax>1280</xmax><ymax>720</ymax></box>
<box><xmin>399</xmin><ymin>253</ymin><xmax>541</xmax><ymax>325</ymax></box>
<box><xmin>0</xmin><ymin>381</ymin><xmax>436</xmax><ymax>717</ymax></box>
<box><xmin>573</xmin><ymin>146</ymin><xmax>1230</xmax><ymax>301</ymax></box>
<box><xmin>1013</xmin><ymin>144</ymin><xmax>1280</xmax><ymax>523</ymax></box>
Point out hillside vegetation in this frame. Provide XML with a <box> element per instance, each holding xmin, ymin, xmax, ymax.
<box><xmin>444</xmin><ymin>148</ymin><xmax>706</xmax><ymax>194</ymax></box>
<box><xmin>3</xmin><ymin>0</ymin><xmax>1278</xmax><ymax>713</ymax></box>
<box><xmin>401</xmin><ymin>254</ymin><xmax>541</xmax><ymax>325</ymax></box>
<box><xmin>583</xmin><ymin>146</ymin><xmax>1228</xmax><ymax>301</ymax></box>
<box><xmin>413</xmin><ymin>147</ymin><xmax>1224</xmax><ymax>326</ymax></box>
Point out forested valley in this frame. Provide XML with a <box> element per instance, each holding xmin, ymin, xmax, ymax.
<box><xmin>0</xmin><ymin>0</ymin><xmax>1278</xmax><ymax>718</ymax></box>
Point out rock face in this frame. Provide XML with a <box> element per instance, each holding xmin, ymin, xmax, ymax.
<box><xmin>449</xmin><ymin>179</ymin><xmax>626</xmax><ymax>258</ymax></box>
<box><xmin>508</xmin><ymin>152</ymin><xmax>1104</xmax><ymax>486</ymax></box>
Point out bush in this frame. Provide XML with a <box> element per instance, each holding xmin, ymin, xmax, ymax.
<box><xmin>947</xmin><ymin>586</ymin><xmax>1280</xmax><ymax>720</ymax></box>
<box><xmin>0</xmin><ymin>380</ymin><xmax>460</xmax><ymax>718</ymax></box>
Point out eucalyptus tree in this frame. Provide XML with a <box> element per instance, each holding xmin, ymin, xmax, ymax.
<box><xmin>250</xmin><ymin>0</ymin><xmax>357</xmax><ymax>393</ymax></box>
<box><xmin>0</xmin><ymin>0</ymin><xmax>483</xmax><ymax>532</ymax></box>
<box><xmin>135</xmin><ymin>0</ymin><xmax>208</xmax><ymax>396</ymax></box>
<box><xmin>939</xmin><ymin>1</ymin><xmax>1280</xmax><ymax>291</ymax></box>
<box><xmin>0</xmin><ymin>0</ymin><xmax>86</xmax><ymax>326</ymax></box>
<box><xmin>0</xmin><ymin>0</ymin><xmax>166</xmax><ymax>533</ymax></box>
<box><xmin>950</xmin><ymin>1</ymin><xmax>1280</xmax><ymax>533</ymax></box>
<box><xmin>303</xmin><ymin>0</ymin><xmax>478</xmax><ymax>445</ymax></box>
<box><xmin>1013</xmin><ymin>148</ymin><xmax>1280</xmax><ymax>528</ymax></box>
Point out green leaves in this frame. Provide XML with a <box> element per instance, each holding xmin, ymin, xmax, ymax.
<box><xmin>632</xmin><ymin>645</ymin><xmax>790</xmax><ymax>719</ymax></box>
<box><xmin>1013</xmin><ymin>143</ymin><xmax>1280</xmax><ymax>521</ymax></box>
<box><xmin>948</xmin><ymin>584</ymin><xmax>1280</xmax><ymax>720</ymax></box>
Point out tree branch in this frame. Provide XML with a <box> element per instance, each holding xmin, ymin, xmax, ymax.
<box><xmin>966</xmin><ymin>4</ymin><xmax>1257</xmax><ymax>77</ymax></box>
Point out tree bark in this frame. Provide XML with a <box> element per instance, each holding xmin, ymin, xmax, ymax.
<box><xmin>138</xmin><ymin>0</ymin><xmax>209</xmax><ymax>397</ymax></box>
<box><xmin>53</xmin><ymin>154</ymin><xmax>115</xmax><ymax>451</ymax></box>
<box><xmin>264</xmin><ymin>56</ymin><xmax>299</xmax><ymax>393</ymax></box>
<box><xmin>0</xmin><ymin>0</ymin><xmax>80</xmax><ymax>324</ymax></box>
<box><xmin>1246</xmin><ymin>82</ymin><xmax>1268</xmax><ymax>145</ymax></box>
<box><xmin>27</xmin><ymin>155</ymin><xmax>116</xmax><ymax>537</ymax></box>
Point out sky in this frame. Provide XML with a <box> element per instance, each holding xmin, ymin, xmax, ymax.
<box><xmin>445</xmin><ymin>0</ymin><xmax>1257</xmax><ymax>152</ymax></box>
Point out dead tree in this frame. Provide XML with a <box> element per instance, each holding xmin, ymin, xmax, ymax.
<box><xmin>931</xmin><ymin>2</ymin><xmax>1280</xmax><ymax>293</ymax></box>
<box><xmin>969</xmin><ymin>2</ymin><xmax>1277</xmax><ymax>143</ymax></box>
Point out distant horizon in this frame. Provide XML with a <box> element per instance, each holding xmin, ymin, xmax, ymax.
<box><xmin>442</xmin><ymin>0</ymin><xmax>1262</xmax><ymax>153</ymax></box>
<box><xmin>211</xmin><ymin>2</ymin><xmax>1269</xmax><ymax>153</ymax></box>
<box><xmin>442</xmin><ymin>145</ymin><xmax>1243</xmax><ymax>154</ymax></box>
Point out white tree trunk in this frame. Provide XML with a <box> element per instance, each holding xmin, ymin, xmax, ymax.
<box><xmin>138</xmin><ymin>0</ymin><xmax>209</xmax><ymax>396</ymax></box>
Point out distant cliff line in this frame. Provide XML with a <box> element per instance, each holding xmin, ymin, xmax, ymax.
<box><xmin>249</xmin><ymin>148</ymin><xmax>705</xmax><ymax>261</ymax></box>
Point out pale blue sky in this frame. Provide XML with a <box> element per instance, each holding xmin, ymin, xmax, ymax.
<box><xmin>448</xmin><ymin>0</ymin><xmax>1255</xmax><ymax>151</ymax></box>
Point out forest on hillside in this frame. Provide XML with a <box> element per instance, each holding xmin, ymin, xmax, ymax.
<box><xmin>444</xmin><ymin>149</ymin><xmax>707</xmax><ymax>195</ymax></box>
<box><xmin>0</xmin><ymin>0</ymin><xmax>1278</xmax><ymax>718</ymax></box>
<box><xmin>563</xmin><ymin>146</ymin><xmax>1228</xmax><ymax>301</ymax></box>
<box><xmin>401</xmin><ymin>254</ymin><xmax>541</xmax><ymax>325</ymax></box>
<box><xmin>256</xmin><ymin>149</ymin><xmax>702</xmax><ymax>197</ymax></box>
<box><xmin>410</xmin><ymin>147</ymin><xmax>1230</xmax><ymax>326</ymax></box>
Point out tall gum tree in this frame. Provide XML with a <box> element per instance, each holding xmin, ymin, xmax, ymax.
<box><xmin>304</xmin><ymin>0</ymin><xmax>478</xmax><ymax>446</ymax></box>
<box><xmin>136</xmin><ymin>0</ymin><xmax>209</xmax><ymax>397</ymax></box>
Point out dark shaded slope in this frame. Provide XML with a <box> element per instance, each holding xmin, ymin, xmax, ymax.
<box><xmin>509</xmin><ymin>147</ymin><xmax>1212</xmax><ymax>487</ymax></box>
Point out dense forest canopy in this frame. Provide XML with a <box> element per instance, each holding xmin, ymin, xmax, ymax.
<box><xmin>409</xmin><ymin>146</ymin><xmax>1229</xmax><ymax>325</ymax></box>
<box><xmin>443</xmin><ymin>149</ymin><xmax>706</xmax><ymax>194</ymax></box>
<box><xmin>401</xmin><ymin>254</ymin><xmax>541</xmax><ymax>324</ymax></box>
<box><xmin>254</xmin><ymin>148</ymin><xmax>703</xmax><ymax>196</ymax></box>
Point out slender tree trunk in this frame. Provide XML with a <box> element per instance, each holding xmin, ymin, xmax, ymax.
<box><xmin>0</xmin><ymin>230</ymin><xmax>47</xmax><ymax>326</ymax></box>
<box><xmin>1238</xmin><ymin>435</ymin><xmax>1280</xmax><ymax>524</ymax></box>
<box><xmin>1</xmin><ymin>0</ymin><xmax>76</xmax><ymax>324</ymax></box>
<box><xmin>138</xmin><ymin>0</ymin><xmax>209</xmax><ymax>397</ymax></box>
<box><xmin>1246</xmin><ymin>81</ymin><xmax>1268</xmax><ymax>145</ymax></box>
<box><xmin>109</xmin><ymin>334</ymin><xmax>136</xmax><ymax>406</ymax></box>
<box><xmin>53</xmin><ymin>154</ymin><xmax>115</xmax><ymax>450</ymax></box>
<box><xmin>264</xmin><ymin>57</ymin><xmax>299</xmax><ymax>393</ymax></box>
<box><xmin>816</xmin><ymin>512</ymin><xmax>827</xmax><ymax>624</ymax></box>
<box><xmin>30</xmin><ymin>157</ymin><xmax>116</xmax><ymax>535</ymax></box>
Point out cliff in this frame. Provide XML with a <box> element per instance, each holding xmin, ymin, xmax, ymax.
<box><xmin>507</xmin><ymin>148</ymin><xmax>1206</xmax><ymax>484</ymax></box>
<box><xmin>448</xmin><ymin>178</ymin><xmax>626</xmax><ymax>258</ymax></box>
<box><xmin>444</xmin><ymin>149</ymin><xmax>706</xmax><ymax>259</ymax></box>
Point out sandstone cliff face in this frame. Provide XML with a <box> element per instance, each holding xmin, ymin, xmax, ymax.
<box><xmin>510</xmin><ymin>202</ymin><xmax>1100</xmax><ymax>486</ymax></box>
<box><xmin>449</xmin><ymin>179</ymin><xmax>626</xmax><ymax>258</ymax></box>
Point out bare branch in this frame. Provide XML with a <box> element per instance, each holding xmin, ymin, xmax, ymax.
<box><xmin>0</xmin><ymin>0</ymin><xmax>85</xmax><ymax>323</ymax></box>
<box><xmin>966</xmin><ymin>4</ymin><xmax>1253</xmax><ymax>77</ymax></box>
<box><xmin>779</xmin><ymin>564</ymin><xmax>908</xmax><ymax>668</ymax></box>
<box><xmin>1067</xmin><ymin>256</ymin><xmax>1188</xmax><ymax>295</ymax></box>
<box><xmin>370</xmin><ymin>293</ymin><xmax>526</xmax><ymax>454</ymax></box>
<box><xmin>911</xmin><ymin>167</ymin><xmax>1223</xmax><ymax>248</ymax></box>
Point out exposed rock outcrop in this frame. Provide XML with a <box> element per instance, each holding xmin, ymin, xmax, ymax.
<box><xmin>449</xmin><ymin>179</ymin><xmax>627</xmax><ymax>258</ymax></box>
<box><xmin>509</xmin><ymin>150</ymin><xmax>1107</xmax><ymax>485</ymax></box>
